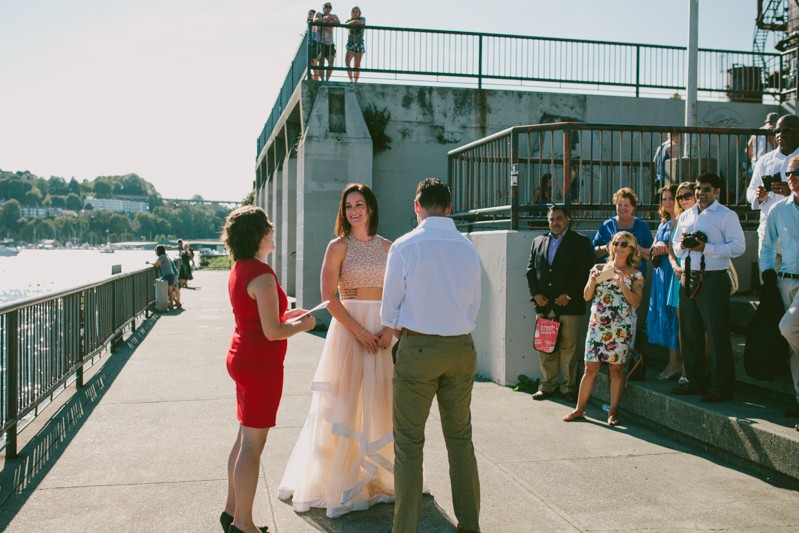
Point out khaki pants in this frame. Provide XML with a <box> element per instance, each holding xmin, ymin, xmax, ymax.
<box><xmin>777</xmin><ymin>278</ymin><xmax>799</xmax><ymax>402</ymax></box>
<box><xmin>392</xmin><ymin>332</ymin><xmax>480</xmax><ymax>533</ymax></box>
<box><xmin>536</xmin><ymin>313</ymin><xmax>581</xmax><ymax>394</ymax></box>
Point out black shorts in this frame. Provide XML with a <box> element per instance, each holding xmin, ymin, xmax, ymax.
<box><xmin>309</xmin><ymin>41</ymin><xmax>319</xmax><ymax>59</ymax></box>
<box><xmin>318</xmin><ymin>43</ymin><xmax>336</xmax><ymax>58</ymax></box>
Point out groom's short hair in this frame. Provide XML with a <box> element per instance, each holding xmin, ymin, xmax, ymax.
<box><xmin>415</xmin><ymin>178</ymin><xmax>451</xmax><ymax>211</ymax></box>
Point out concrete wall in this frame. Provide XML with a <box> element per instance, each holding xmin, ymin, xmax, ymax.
<box><xmin>294</xmin><ymin>85</ymin><xmax>373</xmax><ymax>314</ymax></box>
<box><xmin>257</xmin><ymin>80</ymin><xmax>772</xmax><ymax>333</ymax></box>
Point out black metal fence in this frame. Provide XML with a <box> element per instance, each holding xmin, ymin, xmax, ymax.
<box><xmin>257</xmin><ymin>23</ymin><xmax>782</xmax><ymax>157</ymax></box>
<box><xmin>448</xmin><ymin>122</ymin><xmax>767</xmax><ymax>230</ymax></box>
<box><xmin>0</xmin><ymin>267</ymin><xmax>156</xmax><ymax>457</ymax></box>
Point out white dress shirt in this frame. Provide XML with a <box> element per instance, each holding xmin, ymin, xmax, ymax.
<box><xmin>761</xmin><ymin>194</ymin><xmax>799</xmax><ymax>274</ymax></box>
<box><xmin>380</xmin><ymin>216</ymin><xmax>481</xmax><ymax>336</ymax></box>
<box><xmin>747</xmin><ymin>146</ymin><xmax>799</xmax><ymax>237</ymax></box>
<box><xmin>672</xmin><ymin>200</ymin><xmax>746</xmax><ymax>271</ymax></box>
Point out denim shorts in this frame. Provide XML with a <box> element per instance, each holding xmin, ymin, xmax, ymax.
<box><xmin>162</xmin><ymin>273</ymin><xmax>176</xmax><ymax>287</ymax></box>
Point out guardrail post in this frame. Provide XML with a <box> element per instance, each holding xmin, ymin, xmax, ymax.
<box><xmin>76</xmin><ymin>291</ymin><xmax>85</xmax><ymax>388</ymax></box>
<box><xmin>509</xmin><ymin>130</ymin><xmax>519</xmax><ymax>231</ymax></box>
<box><xmin>111</xmin><ymin>280</ymin><xmax>117</xmax><ymax>353</ymax></box>
<box><xmin>635</xmin><ymin>45</ymin><xmax>641</xmax><ymax>97</ymax></box>
<box><xmin>6</xmin><ymin>310</ymin><xmax>19</xmax><ymax>458</ymax></box>
<box><xmin>563</xmin><ymin>129</ymin><xmax>572</xmax><ymax>204</ymax></box>
<box><xmin>478</xmin><ymin>35</ymin><xmax>483</xmax><ymax>90</ymax></box>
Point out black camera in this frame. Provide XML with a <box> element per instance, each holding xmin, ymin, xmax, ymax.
<box><xmin>761</xmin><ymin>173</ymin><xmax>780</xmax><ymax>191</ymax></box>
<box><xmin>682</xmin><ymin>230</ymin><xmax>708</xmax><ymax>249</ymax></box>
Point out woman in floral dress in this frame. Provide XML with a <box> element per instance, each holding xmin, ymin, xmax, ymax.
<box><xmin>564</xmin><ymin>231</ymin><xmax>644</xmax><ymax>426</ymax></box>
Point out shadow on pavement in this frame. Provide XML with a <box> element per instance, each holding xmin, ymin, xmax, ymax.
<box><xmin>284</xmin><ymin>495</ymin><xmax>456</xmax><ymax>532</ymax></box>
<box><xmin>0</xmin><ymin>314</ymin><xmax>159</xmax><ymax>529</ymax></box>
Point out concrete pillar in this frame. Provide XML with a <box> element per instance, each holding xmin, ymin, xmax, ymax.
<box><xmin>271</xmin><ymin>161</ymin><xmax>284</xmax><ymax>276</ymax></box>
<box><xmin>295</xmin><ymin>85</ymin><xmax>373</xmax><ymax>317</ymax></box>
<box><xmin>281</xmin><ymin>156</ymin><xmax>298</xmax><ymax>295</ymax></box>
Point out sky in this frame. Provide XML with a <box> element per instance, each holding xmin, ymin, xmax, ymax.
<box><xmin>0</xmin><ymin>1</ymin><xmax>763</xmax><ymax>201</ymax></box>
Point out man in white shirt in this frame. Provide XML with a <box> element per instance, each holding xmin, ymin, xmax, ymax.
<box><xmin>381</xmin><ymin>178</ymin><xmax>481</xmax><ymax>533</ymax></box>
<box><xmin>760</xmin><ymin>156</ymin><xmax>799</xmax><ymax>418</ymax></box>
<box><xmin>746</xmin><ymin>114</ymin><xmax>799</xmax><ymax>255</ymax></box>
<box><xmin>672</xmin><ymin>173</ymin><xmax>746</xmax><ymax>403</ymax></box>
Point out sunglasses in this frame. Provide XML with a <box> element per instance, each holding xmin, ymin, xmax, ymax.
<box><xmin>786</xmin><ymin>169</ymin><xmax>799</xmax><ymax>178</ymax></box>
<box><xmin>773</xmin><ymin>127</ymin><xmax>795</xmax><ymax>134</ymax></box>
<box><xmin>695</xmin><ymin>186</ymin><xmax>717</xmax><ymax>193</ymax></box>
<box><xmin>612</xmin><ymin>241</ymin><xmax>631</xmax><ymax>248</ymax></box>
<box><xmin>676</xmin><ymin>192</ymin><xmax>694</xmax><ymax>201</ymax></box>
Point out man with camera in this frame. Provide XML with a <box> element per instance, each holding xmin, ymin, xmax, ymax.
<box><xmin>746</xmin><ymin>114</ymin><xmax>799</xmax><ymax>256</ymax></box>
<box><xmin>760</xmin><ymin>156</ymin><xmax>799</xmax><ymax>418</ymax></box>
<box><xmin>672</xmin><ymin>173</ymin><xmax>746</xmax><ymax>402</ymax></box>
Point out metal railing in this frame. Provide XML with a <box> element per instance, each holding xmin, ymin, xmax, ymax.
<box><xmin>448</xmin><ymin>122</ymin><xmax>768</xmax><ymax>230</ymax></box>
<box><xmin>257</xmin><ymin>23</ymin><xmax>782</xmax><ymax>157</ymax></box>
<box><xmin>0</xmin><ymin>267</ymin><xmax>156</xmax><ymax>457</ymax></box>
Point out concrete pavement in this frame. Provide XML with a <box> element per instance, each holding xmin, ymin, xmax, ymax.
<box><xmin>1</xmin><ymin>269</ymin><xmax>797</xmax><ymax>532</ymax></box>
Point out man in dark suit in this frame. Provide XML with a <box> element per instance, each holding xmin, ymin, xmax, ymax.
<box><xmin>526</xmin><ymin>204</ymin><xmax>594</xmax><ymax>402</ymax></box>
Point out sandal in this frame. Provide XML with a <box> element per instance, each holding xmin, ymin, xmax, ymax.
<box><xmin>607</xmin><ymin>414</ymin><xmax>619</xmax><ymax>426</ymax></box>
<box><xmin>562</xmin><ymin>410</ymin><xmax>585</xmax><ymax>422</ymax></box>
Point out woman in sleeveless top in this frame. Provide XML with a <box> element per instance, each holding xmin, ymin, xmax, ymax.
<box><xmin>221</xmin><ymin>206</ymin><xmax>316</xmax><ymax>533</ymax></box>
<box><xmin>564</xmin><ymin>231</ymin><xmax>644</xmax><ymax>427</ymax></box>
<box><xmin>278</xmin><ymin>184</ymin><xmax>395</xmax><ymax>518</ymax></box>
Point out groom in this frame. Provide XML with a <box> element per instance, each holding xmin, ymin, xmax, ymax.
<box><xmin>381</xmin><ymin>178</ymin><xmax>482</xmax><ymax>533</ymax></box>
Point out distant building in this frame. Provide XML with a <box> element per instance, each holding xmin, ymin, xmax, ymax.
<box><xmin>20</xmin><ymin>206</ymin><xmax>64</xmax><ymax>218</ymax></box>
<box><xmin>83</xmin><ymin>196</ymin><xmax>148</xmax><ymax>214</ymax></box>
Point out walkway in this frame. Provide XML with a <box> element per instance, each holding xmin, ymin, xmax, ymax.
<box><xmin>0</xmin><ymin>270</ymin><xmax>797</xmax><ymax>532</ymax></box>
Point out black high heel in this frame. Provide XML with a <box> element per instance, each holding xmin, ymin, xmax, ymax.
<box><xmin>220</xmin><ymin>512</ymin><xmax>233</xmax><ymax>532</ymax></box>
<box><xmin>220</xmin><ymin>514</ymin><xmax>269</xmax><ymax>533</ymax></box>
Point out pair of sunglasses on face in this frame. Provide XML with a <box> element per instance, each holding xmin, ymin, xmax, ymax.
<box><xmin>612</xmin><ymin>241</ymin><xmax>631</xmax><ymax>248</ymax></box>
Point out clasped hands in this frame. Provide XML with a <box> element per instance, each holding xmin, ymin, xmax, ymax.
<box><xmin>354</xmin><ymin>325</ymin><xmax>394</xmax><ymax>353</ymax></box>
<box><xmin>534</xmin><ymin>293</ymin><xmax>571</xmax><ymax>307</ymax></box>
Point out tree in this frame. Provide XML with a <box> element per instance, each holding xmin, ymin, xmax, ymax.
<box><xmin>68</xmin><ymin>177</ymin><xmax>81</xmax><ymax>195</ymax></box>
<box><xmin>48</xmin><ymin>195</ymin><xmax>66</xmax><ymax>208</ymax></box>
<box><xmin>242</xmin><ymin>190</ymin><xmax>255</xmax><ymax>205</ymax></box>
<box><xmin>47</xmin><ymin>176</ymin><xmax>68</xmax><ymax>195</ymax></box>
<box><xmin>1</xmin><ymin>199</ymin><xmax>21</xmax><ymax>232</ymax></box>
<box><xmin>108</xmin><ymin>213</ymin><xmax>132</xmax><ymax>237</ymax></box>
<box><xmin>93</xmin><ymin>180</ymin><xmax>113</xmax><ymax>198</ymax></box>
<box><xmin>23</xmin><ymin>188</ymin><xmax>42</xmax><ymax>207</ymax></box>
<box><xmin>148</xmin><ymin>192</ymin><xmax>163</xmax><ymax>210</ymax></box>
<box><xmin>66</xmin><ymin>193</ymin><xmax>82</xmax><ymax>211</ymax></box>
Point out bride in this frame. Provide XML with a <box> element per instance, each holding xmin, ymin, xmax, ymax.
<box><xmin>278</xmin><ymin>183</ymin><xmax>395</xmax><ymax>518</ymax></box>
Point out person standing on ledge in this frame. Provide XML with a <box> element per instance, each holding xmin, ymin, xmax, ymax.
<box><xmin>671</xmin><ymin>173</ymin><xmax>745</xmax><ymax>403</ymax></box>
<box><xmin>381</xmin><ymin>178</ymin><xmax>482</xmax><ymax>533</ymax></box>
<box><xmin>526</xmin><ymin>204</ymin><xmax>593</xmax><ymax>403</ymax></box>
<box><xmin>760</xmin><ymin>155</ymin><xmax>799</xmax><ymax>419</ymax></box>
<box><xmin>315</xmin><ymin>2</ymin><xmax>340</xmax><ymax>81</ymax></box>
<box><xmin>747</xmin><ymin>114</ymin><xmax>799</xmax><ymax>257</ymax></box>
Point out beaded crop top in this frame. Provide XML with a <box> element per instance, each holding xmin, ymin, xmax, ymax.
<box><xmin>338</xmin><ymin>235</ymin><xmax>387</xmax><ymax>291</ymax></box>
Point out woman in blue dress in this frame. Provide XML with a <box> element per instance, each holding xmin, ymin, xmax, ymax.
<box><xmin>592</xmin><ymin>187</ymin><xmax>654</xmax><ymax>279</ymax></box>
<box><xmin>646</xmin><ymin>185</ymin><xmax>682</xmax><ymax>380</ymax></box>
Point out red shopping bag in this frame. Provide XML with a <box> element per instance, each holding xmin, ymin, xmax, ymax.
<box><xmin>533</xmin><ymin>316</ymin><xmax>560</xmax><ymax>354</ymax></box>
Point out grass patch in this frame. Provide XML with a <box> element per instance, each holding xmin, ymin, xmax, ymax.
<box><xmin>202</xmin><ymin>256</ymin><xmax>232</xmax><ymax>270</ymax></box>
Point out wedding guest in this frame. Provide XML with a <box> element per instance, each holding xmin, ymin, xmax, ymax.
<box><xmin>220</xmin><ymin>206</ymin><xmax>316</xmax><ymax>533</ymax></box>
<box><xmin>315</xmin><ymin>2</ymin><xmax>340</xmax><ymax>81</ymax></box>
<box><xmin>647</xmin><ymin>185</ymin><xmax>682</xmax><ymax>380</ymax></box>
<box><xmin>564</xmin><ymin>231</ymin><xmax>644</xmax><ymax>426</ymax></box>
<box><xmin>278</xmin><ymin>184</ymin><xmax>395</xmax><ymax>517</ymax></box>
<box><xmin>345</xmin><ymin>7</ymin><xmax>366</xmax><ymax>82</ymax></box>
<box><xmin>381</xmin><ymin>178</ymin><xmax>482</xmax><ymax>533</ymax></box>
<box><xmin>671</xmin><ymin>173</ymin><xmax>745</xmax><ymax>403</ymax></box>
<box><xmin>526</xmin><ymin>204</ymin><xmax>593</xmax><ymax>403</ymax></box>
<box><xmin>592</xmin><ymin>187</ymin><xmax>654</xmax><ymax>279</ymax></box>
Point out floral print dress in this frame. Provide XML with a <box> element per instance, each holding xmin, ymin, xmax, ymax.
<box><xmin>584</xmin><ymin>265</ymin><xmax>642</xmax><ymax>364</ymax></box>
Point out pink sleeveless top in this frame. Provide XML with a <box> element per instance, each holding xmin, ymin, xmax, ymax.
<box><xmin>338</xmin><ymin>235</ymin><xmax>387</xmax><ymax>291</ymax></box>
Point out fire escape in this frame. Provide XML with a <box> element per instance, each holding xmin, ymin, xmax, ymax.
<box><xmin>754</xmin><ymin>0</ymin><xmax>791</xmax><ymax>99</ymax></box>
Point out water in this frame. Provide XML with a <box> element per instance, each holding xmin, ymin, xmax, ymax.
<box><xmin>0</xmin><ymin>249</ymin><xmax>158</xmax><ymax>306</ymax></box>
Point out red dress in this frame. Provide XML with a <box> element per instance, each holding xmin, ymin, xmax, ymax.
<box><xmin>226</xmin><ymin>258</ymin><xmax>288</xmax><ymax>428</ymax></box>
